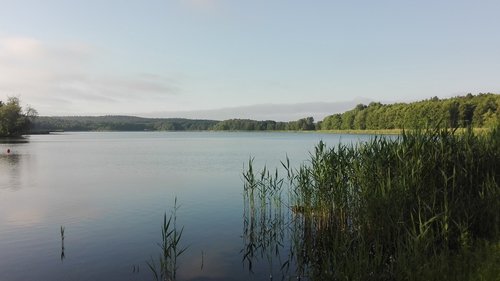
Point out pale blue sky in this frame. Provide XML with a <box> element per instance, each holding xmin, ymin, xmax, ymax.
<box><xmin>0</xmin><ymin>0</ymin><xmax>499</xmax><ymax>119</ymax></box>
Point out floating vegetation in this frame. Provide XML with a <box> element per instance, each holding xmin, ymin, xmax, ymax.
<box><xmin>243</xmin><ymin>126</ymin><xmax>500</xmax><ymax>280</ymax></box>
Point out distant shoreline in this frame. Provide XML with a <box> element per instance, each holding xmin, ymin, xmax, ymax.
<box><xmin>21</xmin><ymin>127</ymin><xmax>492</xmax><ymax>136</ymax></box>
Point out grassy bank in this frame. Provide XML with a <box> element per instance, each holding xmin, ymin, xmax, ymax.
<box><xmin>318</xmin><ymin>128</ymin><xmax>403</xmax><ymax>135</ymax></box>
<box><xmin>243</xmin><ymin>126</ymin><xmax>499</xmax><ymax>280</ymax></box>
<box><xmin>317</xmin><ymin>127</ymin><xmax>494</xmax><ymax>135</ymax></box>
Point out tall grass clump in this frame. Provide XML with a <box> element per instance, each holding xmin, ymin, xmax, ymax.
<box><xmin>243</xmin><ymin>126</ymin><xmax>500</xmax><ymax>280</ymax></box>
<box><xmin>242</xmin><ymin>159</ymin><xmax>290</xmax><ymax>278</ymax></box>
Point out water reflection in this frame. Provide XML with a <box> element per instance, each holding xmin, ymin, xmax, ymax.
<box><xmin>241</xmin><ymin>165</ymin><xmax>303</xmax><ymax>280</ymax></box>
<box><xmin>0</xmin><ymin>153</ymin><xmax>21</xmax><ymax>165</ymax></box>
<box><xmin>0</xmin><ymin>132</ymin><xmax>373</xmax><ymax>281</ymax></box>
<box><xmin>0</xmin><ymin>136</ymin><xmax>29</xmax><ymax>144</ymax></box>
<box><xmin>60</xmin><ymin>226</ymin><xmax>66</xmax><ymax>262</ymax></box>
<box><xmin>241</xmin><ymin>162</ymin><xmax>355</xmax><ymax>281</ymax></box>
<box><xmin>0</xmin><ymin>154</ymin><xmax>22</xmax><ymax>191</ymax></box>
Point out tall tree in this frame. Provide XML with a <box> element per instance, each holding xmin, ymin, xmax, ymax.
<box><xmin>0</xmin><ymin>97</ymin><xmax>38</xmax><ymax>137</ymax></box>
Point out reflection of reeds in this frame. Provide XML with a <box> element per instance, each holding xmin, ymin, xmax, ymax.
<box><xmin>148</xmin><ymin>198</ymin><xmax>187</xmax><ymax>281</ymax></box>
<box><xmin>243</xmin><ymin>126</ymin><xmax>500</xmax><ymax>280</ymax></box>
<box><xmin>60</xmin><ymin>226</ymin><xmax>65</xmax><ymax>262</ymax></box>
<box><xmin>242</xmin><ymin>160</ymin><xmax>290</xmax><ymax>279</ymax></box>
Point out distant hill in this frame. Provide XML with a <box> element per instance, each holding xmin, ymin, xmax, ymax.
<box><xmin>138</xmin><ymin>98</ymin><xmax>371</xmax><ymax>122</ymax></box>
<box><xmin>32</xmin><ymin>116</ymin><xmax>219</xmax><ymax>132</ymax></box>
<box><xmin>32</xmin><ymin>115</ymin><xmax>318</xmax><ymax>132</ymax></box>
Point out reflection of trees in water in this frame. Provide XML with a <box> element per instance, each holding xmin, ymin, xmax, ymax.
<box><xmin>0</xmin><ymin>154</ymin><xmax>22</xmax><ymax>191</ymax></box>
<box><xmin>2</xmin><ymin>154</ymin><xmax>22</xmax><ymax>165</ymax></box>
<box><xmin>0</xmin><ymin>138</ymin><xmax>29</xmax><ymax>144</ymax></box>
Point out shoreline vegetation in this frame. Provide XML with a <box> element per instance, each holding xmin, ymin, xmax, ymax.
<box><xmin>18</xmin><ymin>93</ymin><xmax>498</xmax><ymax>135</ymax></box>
<box><xmin>0</xmin><ymin>97</ymin><xmax>37</xmax><ymax>137</ymax></box>
<box><xmin>243</xmin><ymin>126</ymin><xmax>500</xmax><ymax>280</ymax></box>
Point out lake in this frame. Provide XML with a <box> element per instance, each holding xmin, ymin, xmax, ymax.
<box><xmin>0</xmin><ymin>132</ymin><xmax>376</xmax><ymax>281</ymax></box>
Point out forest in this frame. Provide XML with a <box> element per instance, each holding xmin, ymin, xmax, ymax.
<box><xmin>33</xmin><ymin>115</ymin><xmax>218</xmax><ymax>132</ymax></box>
<box><xmin>32</xmin><ymin>116</ymin><xmax>317</xmax><ymax>132</ymax></box>
<box><xmin>320</xmin><ymin>93</ymin><xmax>499</xmax><ymax>130</ymax></box>
<box><xmin>4</xmin><ymin>93</ymin><xmax>499</xmax><ymax>134</ymax></box>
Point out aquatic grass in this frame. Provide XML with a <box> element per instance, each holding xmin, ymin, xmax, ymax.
<box><xmin>243</xmin><ymin>125</ymin><xmax>500</xmax><ymax>280</ymax></box>
<box><xmin>147</xmin><ymin>198</ymin><xmax>187</xmax><ymax>281</ymax></box>
<box><xmin>242</xmin><ymin>159</ymin><xmax>292</xmax><ymax>279</ymax></box>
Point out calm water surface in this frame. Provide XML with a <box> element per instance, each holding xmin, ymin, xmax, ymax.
<box><xmin>0</xmin><ymin>132</ymin><xmax>375</xmax><ymax>281</ymax></box>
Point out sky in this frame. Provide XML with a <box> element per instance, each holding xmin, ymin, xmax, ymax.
<box><xmin>0</xmin><ymin>0</ymin><xmax>499</xmax><ymax>120</ymax></box>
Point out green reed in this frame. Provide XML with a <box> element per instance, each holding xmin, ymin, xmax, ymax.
<box><xmin>243</xmin><ymin>126</ymin><xmax>500</xmax><ymax>280</ymax></box>
<box><xmin>243</xmin><ymin>159</ymin><xmax>289</xmax><ymax>278</ymax></box>
<box><xmin>148</xmin><ymin>198</ymin><xmax>187</xmax><ymax>281</ymax></box>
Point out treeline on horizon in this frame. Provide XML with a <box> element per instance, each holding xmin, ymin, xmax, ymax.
<box><xmin>32</xmin><ymin>115</ymin><xmax>316</xmax><ymax>132</ymax></box>
<box><xmin>32</xmin><ymin>93</ymin><xmax>499</xmax><ymax>132</ymax></box>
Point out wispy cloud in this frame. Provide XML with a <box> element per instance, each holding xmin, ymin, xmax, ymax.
<box><xmin>0</xmin><ymin>37</ymin><xmax>92</xmax><ymax>67</ymax></box>
<box><xmin>0</xmin><ymin>37</ymin><xmax>44</xmax><ymax>59</ymax></box>
<box><xmin>0</xmin><ymin>36</ymin><xmax>180</xmax><ymax>115</ymax></box>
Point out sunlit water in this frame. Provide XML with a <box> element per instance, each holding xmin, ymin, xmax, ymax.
<box><xmin>0</xmin><ymin>132</ymin><xmax>376</xmax><ymax>281</ymax></box>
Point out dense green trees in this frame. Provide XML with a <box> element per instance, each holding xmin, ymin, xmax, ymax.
<box><xmin>35</xmin><ymin>116</ymin><xmax>319</xmax><ymax>132</ymax></box>
<box><xmin>28</xmin><ymin>93</ymin><xmax>500</xmax><ymax>133</ymax></box>
<box><xmin>211</xmin><ymin>117</ymin><xmax>316</xmax><ymax>131</ymax></box>
<box><xmin>33</xmin><ymin>116</ymin><xmax>218</xmax><ymax>132</ymax></box>
<box><xmin>320</xmin><ymin>93</ymin><xmax>499</xmax><ymax>130</ymax></box>
<box><xmin>286</xmin><ymin>117</ymin><xmax>315</xmax><ymax>130</ymax></box>
<box><xmin>211</xmin><ymin>119</ymin><xmax>282</xmax><ymax>131</ymax></box>
<box><xmin>0</xmin><ymin>97</ymin><xmax>38</xmax><ymax>137</ymax></box>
